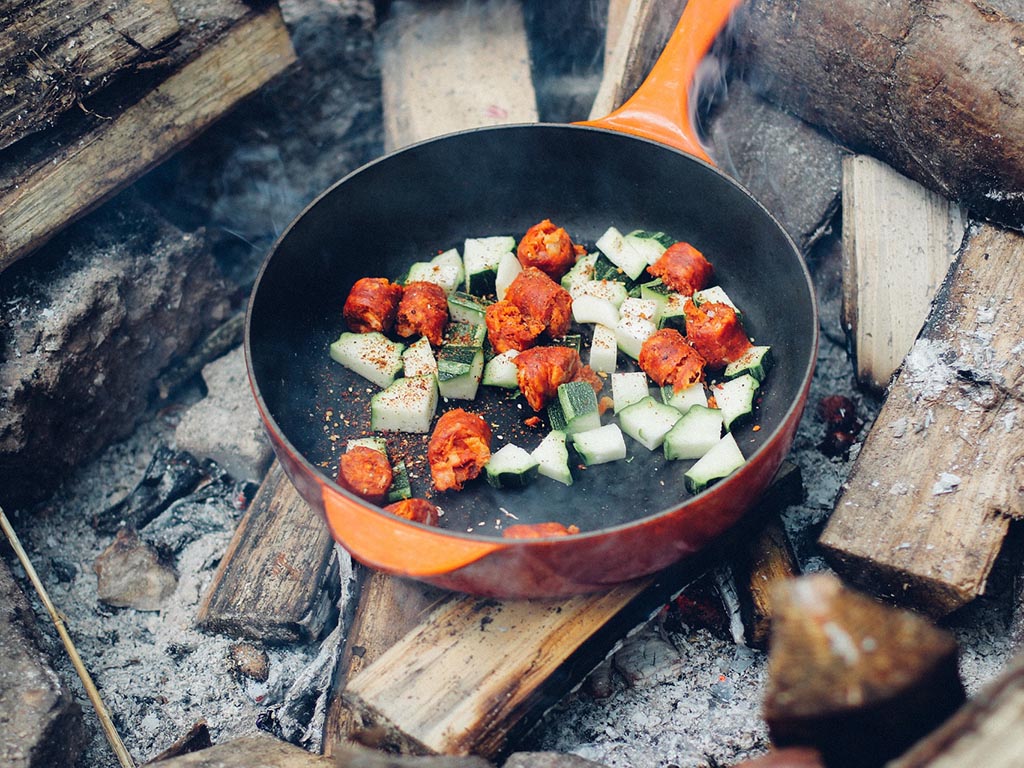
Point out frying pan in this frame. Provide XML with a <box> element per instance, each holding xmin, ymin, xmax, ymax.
<box><xmin>245</xmin><ymin>0</ymin><xmax>818</xmax><ymax>597</ymax></box>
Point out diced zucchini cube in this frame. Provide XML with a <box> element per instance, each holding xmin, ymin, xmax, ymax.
<box><xmin>712</xmin><ymin>374</ymin><xmax>760</xmax><ymax>431</ymax></box>
<box><xmin>575</xmin><ymin>279</ymin><xmax>629</xmax><ymax>307</ymax></box>
<box><xmin>436</xmin><ymin>345</ymin><xmax>485</xmax><ymax>400</ymax></box>
<box><xmin>406</xmin><ymin>248</ymin><xmax>464</xmax><ymax>294</ymax></box>
<box><xmin>663</xmin><ymin>405</ymin><xmax>724</xmax><ymax>461</ymax></box>
<box><xmin>447</xmin><ymin>291</ymin><xmax>492</xmax><ymax>325</ymax></box>
<box><xmin>547</xmin><ymin>399</ymin><xmax>568</xmax><ymax>432</ymax></box>
<box><xmin>660</xmin><ymin>381</ymin><xmax>708</xmax><ymax>414</ymax></box>
<box><xmin>443</xmin><ymin>321</ymin><xmax>487</xmax><ymax>348</ymax></box>
<box><xmin>561</xmin><ymin>252</ymin><xmax>598</xmax><ymax>295</ymax></box>
<box><xmin>402</xmin><ymin>336</ymin><xmax>437</xmax><ymax>379</ymax></box>
<box><xmin>557</xmin><ymin>380</ymin><xmax>601</xmax><ymax>434</ymax></box>
<box><xmin>370</xmin><ymin>375</ymin><xmax>438</xmax><ymax>433</ymax></box>
<box><xmin>482</xmin><ymin>349</ymin><xmax>520</xmax><ymax>388</ymax></box>
<box><xmin>614</xmin><ymin>313</ymin><xmax>657</xmax><ymax>360</ymax></box>
<box><xmin>619</xmin><ymin>297</ymin><xmax>659</xmax><ymax>321</ymax></box>
<box><xmin>464</xmin><ymin>236</ymin><xmax>514</xmax><ymax>295</ymax></box>
<box><xmin>625</xmin><ymin>230</ymin><xmax>669</xmax><ymax>265</ymax></box>
<box><xmin>495</xmin><ymin>251</ymin><xmax>523</xmax><ymax>300</ymax></box>
<box><xmin>589</xmin><ymin>323</ymin><xmax>618</xmax><ymax>374</ymax></box>
<box><xmin>571</xmin><ymin>423</ymin><xmax>627</xmax><ymax>466</ymax></box>
<box><xmin>684</xmin><ymin>433</ymin><xmax>745</xmax><ymax>493</ymax></box>
<box><xmin>693</xmin><ymin>285</ymin><xmax>739</xmax><ymax>312</ymax></box>
<box><xmin>592</xmin><ymin>252</ymin><xmax>632</xmax><ymax>284</ymax></box>
<box><xmin>611</xmin><ymin>371</ymin><xmax>650</xmax><ymax>413</ymax></box>
<box><xmin>596</xmin><ymin>226</ymin><xmax>648</xmax><ymax>280</ymax></box>
<box><xmin>618</xmin><ymin>396</ymin><xmax>683</xmax><ymax>451</ymax></box>
<box><xmin>485</xmin><ymin>443</ymin><xmax>539</xmax><ymax>489</ymax></box>
<box><xmin>639</xmin><ymin>279</ymin><xmax>673</xmax><ymax>322</ymax></box>
<box><xmin>658</xmin><ymin>292</ymin><xmax>688</xmax><ymax>332</ymax></box>
<box><xmin>531</xmin><ymin>430</ymin><xmax>573</xmax><ymax>486</ymax></box>
<box><xmin>572</xmin><ymin>294</ymin><xmax>621</xmax><ymax>328</ymax></box>
<box><xmin>346</xmin><ymin>436</ymin><xmax>388</xmax><ymax>455</ymax></box>
<box><xmin>724</xmin><ymin>346</ymin><xmax>772</xmax><ymax>382</ymax></box>
<box><xmin>330</xmin><ymin>332</ymin><xmax>405</xmax><ymax>389</ymax></box>
<box><xmin>386</xmin><ymin>460</ymin><xmax>413</xmax><ymax>502</ymax></box>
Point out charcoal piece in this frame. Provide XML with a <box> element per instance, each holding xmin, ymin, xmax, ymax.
<box><xmin>93</xmin><ymin>445</ymin><xmax>204</xmax><ymax>534</ymax></box>
<box><xmin>141</xmin><ymin>470</ymin><xmax>246</xmax><ymax>556</ymax></box>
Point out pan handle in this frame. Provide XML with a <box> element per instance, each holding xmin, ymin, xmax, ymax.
<box><xmin>322</xmin><ymin>489</ymin><xmax>504</xmax><ymax>577</ymax></box>
<box><xmin>578</xmin><ymin>0</ymin><xmax>743</xmax><ymax>164</ymax></box>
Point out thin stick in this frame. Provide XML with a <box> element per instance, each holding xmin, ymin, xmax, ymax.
<box><xmin>0</xmin><ymin>507</ymin><xmax>137</xmax><ymax>768</ymax></box>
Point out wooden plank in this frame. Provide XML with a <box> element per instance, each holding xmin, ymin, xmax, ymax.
<box><xmin>0</xmin><ymin>1</ymin><xmax>297</xmax><ymax>272</ymax></box>
<box><xmin>377</xmin><ymin>0</ymin><xmax>538</xmax><ymax>149</ymax></box>
<box><xmin>340</xmin><ymin>466</ymin><xmax>803</xmax><ymax>758</ymax></box>
<box><xmin>841</xmin><ymin>155</ymin><xmax>964</xmax><ymax>391</ymax></box>
<box><xmin>890</xmin><ymin>653</ymin><xmax>1024</xmax><ymax>768</ymax></box>
<box><xmin>196</xmin><ymin>462</ymin><xmax>339</xmax><ymax>644</ymax></box>
<box><xmin>0</xmin><ymin>0</ymin><xmax>181</xmax><ymax>151</ymax></box>
<box><xmin>820</xmin><ymin>223</ymin><xmax>1024</xmax><ymax>617</ymax></box>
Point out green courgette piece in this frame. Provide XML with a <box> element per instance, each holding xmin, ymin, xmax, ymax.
<box><xmin>330</xmin><ymin>332</ymin><xmax>405</xmax><ymax>389</ymax></box>
<box><xmin>464</xmin><ymin>236</ymin><xmax>514</xmax><ymax>295</ymax></box>
<box><xmin>370</xmin><ymin>375</ymin><xmax>438</xmax><ymax>433</ymax></box>
<box><xmin>447</xmin><ymin>291</ymin><xmax>492</xmax><ymax>325</ymax></box>
<box><xmin>723</xmin><ymin>346</ymin><xmax>772</xmax><ymax>382</ymax></box>
<box><xmin>557</xmin><ymin>380</ymin><xmax>601</xmax><ymax>434</ymax></box>
<box><xmin>485</xmin><ymin>443</ymin><xmax>539</xmax><ymax>489</ymax></box>
<box><xmin>596</xmin><ymin>226</ymin><xmax>648</xmax><ymax>281</ymax></box>
<box><xmin>436</xmin><ymin>345</ymin><xmax>485</xmax><ymax>400</ymax></box>
<box><xmin>386</xmin><ymin>460</ymin><xmax>413</xmax><ymax>502</ymax></box>
<box><xmin>561</xmin><ymin>252</ymin><xmax>599</xmax><ymax>294</ymax></box>
<box><xmin>712</xmin><ymin>374</ymin><xmax>760</xmax><ymax>431</ymax></box>
<box><xmin>481</xmin><ymin>349</ymin><xmax>519</xmax><ymax>388</ymax></box>
<box><xmin>531</xmin><ymin>430</ymin><xmax>573</xmax><ymax>486</ymax></box>
<box><xmin>611</xmin><ymin>371</ymin><xmax>650</xmax><ymax>413</ymax></box>
<box><xmin>617</xmin><ymin>395</ymin><xmax>683</xmax><ymax>451</ymax></box>
<box><xmin>571</xmin><ymin>423</ymin><xmax>627</xmax><ymax>466</ymax></box>
<box><xmin>660</xmin><ymin>381</ymin><xmax>708</xmax><ymax>414</ymax></box>
<box><xmin>663</xmin><ymin>405</ymin><xmax>724</xmax><ymax>461</ymax></box>
<box><xmin>684</xmin><ymin>433</ymin><xmax>745</xmax><ymax>493</ymax></box>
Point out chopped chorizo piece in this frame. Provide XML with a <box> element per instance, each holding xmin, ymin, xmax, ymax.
<box><xmin>384</xmin><ymin>498</ymin><xmax>440</xmax><ymax>526</ymax></box>
<box><xmin>336</xmin><ymin>446</ymin><xmax>393</xmax><ymax>505</ymax></box>
<box><xmin>514</xmin><ymin>345</ymin><xmax>600</xmax><ymax>412</ymax></box>
<box><xmin>516</xmin><ymin>219</ymin><xmax>584</xmax><ymax>280</ymax></box>
<box><xmin>647</xmin><ymin>242</ymin><xmax>714</xmax><ymax>296</ymax></box>
<box><xmin>427</xmin><ymin>408</ymin><xmax>492</xmax><ymax>492</ymax></box>
<box><xmin>504</xmin><ymin>267</ymin><xmax>573</xmax><ymax>339</ymax></box>
<box><xmin>395</xmin><ymin>281</ymin><xmax>449</xmax><ymax>346</ymax></box>
<box><xmin>485</xmin><ymin>300</ymin><xmax>545</xmax><ymax>353</ymax></box>
<box><xmin>343</xmin><ymin>277</ymin><xmax>403</xmax><ymax>334</ymax></box>
<box><xmin>639</xmin><ymin>328</ymin><xmax>707</xmax><ymax>392</ymax></box>
<box><xmin>502</xmin><ymin>522</ymin><xmax>580</xmax><ymax>539</ymax></box>
<box><xmin>683</xmin><ymin>299</ymin><xmax>752</xmax><ymax>368</ymax></box>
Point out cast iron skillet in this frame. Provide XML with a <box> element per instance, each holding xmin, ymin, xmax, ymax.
<box><xmin>246</xmin><ymin>0</ymin><xmax>818</xmax><ymax>597</ymax></box>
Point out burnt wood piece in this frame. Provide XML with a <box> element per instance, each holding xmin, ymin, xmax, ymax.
<box><xmin>196</xmin><ymin>461</ymin><xmax>339</xmax><ymax>644</ymax></box>
<box><xmin>93</xmin><ymin>444</ymin><xmax>205</xmax><ymax>534</ymax></box>
<box><xmin>764</xmin><ymin>573</ymin><xmax>965</xmax><ymax>768</ymax></box>
<box><xmin>146</xmin><ymin>719</ymin><xmax>212</xmax><ymax>763</ymax></box>
<box><xmin>146</xmin><ymin>733</ymin><xmax>332</xmax><ymax>767</ymax></box>
<box><xmin>0</xmin><ymin>556</ymin><xmax>86</xmax><ymax>768</ymax></box>
<box><xmin>820</xmin><ymin>223</ymin><xmax>1024</xmax><ymax>616</ymax></box>
<box><xmin>735</xmin><ymin>0</ymin><xmax>1024</xmax><ymax>229</ymax></box>
<box><xmin>0</xmin><ymin>0</ymin><xmax>181</xmax><ymax>152</ymax></box>
<box><xmin>841</xmin><ymin>155</ymin><xmax>964</xmax><ymax>392</ymax></box>
<box><xmin>889</xmin><ymin>651</ymin><xmax>1024</xmax><ymax>767</ymax></box>
<box><xmin>0</xmin><ymin>0</ymin><xmax>296</xmax><ymax>272</ymax></box>
<box><xmin>155</xmin><ymin>311</ymin><xmax>246</xmax><ymax>401</ymax></box>
<box><xmin>339</xmin><ymin>465</ymin><xmax>803</xmax><ymax>758</ymax></box>
<box><xmin>734</xmin><ymin>515</ymin><xmax>801</xmax><ymax>649</ymax></box>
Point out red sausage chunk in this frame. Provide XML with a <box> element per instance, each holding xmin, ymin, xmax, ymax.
<box><xmin>384</xmin><ymin>498</ymin><xmax>440</xmax><ymax>526</ymax></box>
<box><xmin>343</xmin><ymin>277</ymin><xmax>403</xmax><ymax>334</ymax></box>
<box><xmin>427</xmin><ymin>408</ymin><xmax>492</xmax><ymax>492</ymax></box>
<box><xmin>683</xmin><ymin>299</ymin><xmax>752</xmax><ymax>368</ymax></box>
<box><xmin>516</xmin><ymin>219</ymin><xmax>583</xmax><ymax>280</ymax></box>
<box><xmin>639</xmin><ymin>328</ymin><xmax>707</xmax><ymax>392</ymax></box>
<box><xmin>484</xmin><ymin>300</ymin><xmax>546</xmax><ymax>354</ymax></box>
<box><xmin>513</xmin><ymin>345</ymin><xmax>602</xmax><ymax>412</ymax></box>
<box><xmin>395</xmin><ymin>281</ymin><xmax>449</xmax><ymax>346</ymax></box>
<box><xmin>336</xmin><ymin>446</ymin><xmax>393</xmax><ymax>505</ymax></box>
<box><xmin>503</xmin><ymin>267</ymin><xmax>573</xmax><ymax>339</ymax></box>
<box><xmin>647</xmin><ymin>242</ymin><xmax>714</xmax><ymax>296</ymax></box>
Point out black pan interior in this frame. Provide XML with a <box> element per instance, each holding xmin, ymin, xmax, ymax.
<box><xmin>247</xmin><ymin>125</ymin><xmax>816</xmax><ymax>538</ymax></box>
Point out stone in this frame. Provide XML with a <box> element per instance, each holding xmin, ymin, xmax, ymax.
<box><xmin>503</xmin><ymin>753</ymin><xmax>608</xmax><ymax>768</ymax></box>
<box><xmin>612</xmin><ymin>624</ymin><xmax>684</xmax><ymax>689</ymax></box>
<box><xmin>0</xmin><ymin>192</ymin><xmax>230</xmax><ymax>508</ymax></box>
<box><xmin>0</xmin><ymin>558</ymin><xmax>86</xmax><ymax>768</ymax></box>
<box><xmin>174</xmin><ymin>346</ymin><xmax>273</xmax><ymax>483</ymax></box>
<box><xmin>94</xmin><ymin>528</ymin><xmax>178</xmax><ymax>611</ymax></box>
<box><xmin>229</xmin><ymin>642</ymin><xmax>270</xmax><ymax>683</ymax></box>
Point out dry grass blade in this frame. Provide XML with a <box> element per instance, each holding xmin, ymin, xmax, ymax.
<box><xmin>0</xmin><ymin>506</ymin><xmax>137</xmax><ymax>768</ymax></box>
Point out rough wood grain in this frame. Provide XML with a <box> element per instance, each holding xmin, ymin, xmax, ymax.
<box><xmin>734</xmin><ymin>515</ymin><xmax>800</xmax><ymax>649</ymax></box>
<box><xmin>196</xmin><ymin>462</ymin><xmax>339</xmax><ymax>644</ymax></box>
<box><xmin>0</xmin><ymin>1</ymin><xmax>296</xmax><ymax>272</ymax></box>
<box><xmin>841</xmin><ymin>155</ymin><xmax>965</xmax><ymax>391</ymax></box>
<box><xmin>820</xmin><ymin>223</ymin><xmax>1024</xmax><ymax>616</ymax></box>
<box><xmin>890</xmin><ymin>652</ymin><xmax>1024</xmax><ymax>768</ymax></box>
<box><xmin>735</xmin><ymin>0</ymin><xmax>1024</xmax><ymax>229</ymax></box>
<box><xmin>376</xmin><ymin>0</ymin><xmax>538</xmax><ymax>150</ymax></box>
<box><xmin>0</xmin><ymin>0</ymin><xmax>181</xmax><ymax>152</ymax></box>
<box><xmin>148</xmin><ymin>734</ymin><xmax>331</xmax><ymax>767</ymax></box>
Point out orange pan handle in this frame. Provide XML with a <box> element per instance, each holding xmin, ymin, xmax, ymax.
<box><xmin>578</xmin><ymin>0</ymin><xmax>744</xmax><ymax>164</ymax></box>
<box><xmin>322</xmin><ymin>488</ymin><xmax>504</xmax><ymax>577</ymax></box>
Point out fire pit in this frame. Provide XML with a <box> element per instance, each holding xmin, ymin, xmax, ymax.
<box><xmin>2</xmin><ymin>1</ymin><xmax>1022</xmax><ymax>767</ymax></box>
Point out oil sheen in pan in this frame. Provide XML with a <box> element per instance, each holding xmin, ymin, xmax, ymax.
<box><xmin>305</xmin><ymin>273</ymin><xmax>770</xmax><ymax>539</ymax></box>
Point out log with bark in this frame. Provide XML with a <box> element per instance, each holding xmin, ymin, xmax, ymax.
<box><xmin>820</xmin><ymin>223</ymin><xmax>1024</xmax><ymax>617</ymax></box>
<box><xmin>0</xmin><ymin>0</ymin><xmax>296</xmax><ymax>272</ymax></box>
<box><xmin>735</xmin><ymin>0</ymin><xmax>1024</xmax><ymax>230</ymax></box>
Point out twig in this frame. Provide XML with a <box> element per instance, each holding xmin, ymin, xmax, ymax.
<box><xmin>0</xmin><ymin>507</ymin><xmax>137</xmax><ymax>768</ymax></box>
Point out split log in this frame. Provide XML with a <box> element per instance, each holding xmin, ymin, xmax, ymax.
<box><xmin>0</xmin><ymin>0</ymin><xmax>181</xmax><ymax>152</ymax></box>
<box><xmin>338</xmin><ymin>465</ymin><xmax>802</xmax><ymax>758</ymax></box>
<box><xmin>147</xmin><ymin>734</ymin><xmax>331</xmax><ymax>767</ymax></box>
<box><xmin>820</xmin><ymin>223</ymin><xmax>1024</xmax><ymax>616</ymax></box>
<box><xmin>196</xmin><ymin>462</ymin><xmax>339</xmax><ymax>644</ymax></box>
<box><xmin>147</xmin><ymin>720</ymin><xmax>212</xmax><ymax>763</ymax></box>
<box><xmin>0</xmin><ymin>557</ymin><xmax>86</xmax><ymax>768</ymax></box>
<box><xmin>0</xmin><ymin>0</ymin><xmax>297</xmax><ymax>271</ymax></box>
<box><xmin>841</xmin><ymin>155</ymin><xmax>965</xmax><ymax>391</ymax></box>
<box><xmin>735</xmin><ymin>0</ymin><xmax>1024</xmax><ymax>229</ymax></box>
<box><xmin>763</xmin><ymin>573</ymin><xmax>965</xmax><ymax>768</ymax></box>
<box><xmin>889</xmin><ymin>651</ymin><xmax>1024</xmax><ymax>768</ymax></box>
<box><xmin>733</xmin><ymin>515</ymin><xmax>800</xmax><ymax>649</ymax></box>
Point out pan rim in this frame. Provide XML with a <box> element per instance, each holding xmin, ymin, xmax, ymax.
<box><xmin>245</xmin><ymin>122</ymin><xmax>819</xmax><ymax>544</ymax></box>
